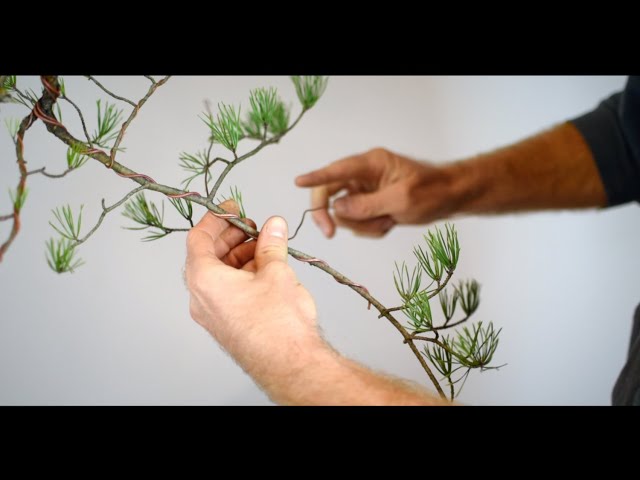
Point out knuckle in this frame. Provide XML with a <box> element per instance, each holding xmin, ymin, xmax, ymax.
<box><xmin>368</xmin><ymin>147</ymin><xmax>387</xmax><ymax>157</ymax></box>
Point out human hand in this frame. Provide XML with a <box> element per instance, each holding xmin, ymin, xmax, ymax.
<box><xmin>184</xmin><ymin>200</ymin><xmax>324</xmax><ymax>393</ymax></box>
<box><xmin>295</xmin><ymin>148</ymin><xmax>461</xmax><ymax>238</ymax></box>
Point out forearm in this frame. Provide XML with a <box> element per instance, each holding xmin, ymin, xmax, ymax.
<box><xmin>444</xmin><ymin>122</ymin><xmax>607</xmax><ymax>215</ymax></box>
<box><xmin>251</xmin><ymin>337</ymin><xmax>451</xmax><ymax>406</ymax></box>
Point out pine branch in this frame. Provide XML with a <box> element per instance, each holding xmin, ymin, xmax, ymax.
<box><xmin>22</xmin><ymin>75</ymin><xmax>454</xmax><ymax>398</ymax></box>
<box><xmin>206</xmin><ymin>107</ymin><xmax>307</xmax><ymax>202</ymax></box>
<box><xmin>0</xmin><ymin>100</ymin><xmax>38</xmax><ymax>261</ymax></box>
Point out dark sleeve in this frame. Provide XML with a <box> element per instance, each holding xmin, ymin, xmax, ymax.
<box><xmin>570</xmin><ymin>76</ymin><xmax>640</xmax><ymax>206</ymax></box>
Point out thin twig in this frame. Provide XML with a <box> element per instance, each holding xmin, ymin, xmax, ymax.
<box><xmin>61</xmin><ymin>95</ymin><xmax>92</xmax><ymax>146</ymax></box>
<box><xmin>427</xmin><ymin>270</ymin><xmax>455</xmax><ymax>300</ymax></box>
<box><xmin>11</xmin><ymin>87</ymin><xmax>36</xmax><ymax>109</ymax></box>
<box><xmin>108</xmin><ymin>76</ymin><xmax>171</xmax><ymax>168</ymax></box>
<box><xmin>288</xmin><ymin>207</ymin><xmax>326</xmax><ymax>240</ymax></box>
<box><xmin>379</xmin><ymin>306</ymin><xmax>405</xmax><ymax>317</ymax></box>
<box><xmin>408</xmin><ymin>336</ymin><xmax>467</xmax><ymax>364</ymax></box>
<box><xmin>204</xmin><ymin>140</ymin><xmax>215</xmax><ymax>196</ymax></box>
<box><xmin>27</xmin><ymin>167</ymin><xmax>73</xmax><ymax>179</ymax></box>
<box><xmin>144</xmin><ymin>75</ymin><xmax>157</xmax><ymax>85</ymax></box>
<box><xmin>0</xmin><ymin>214</ymin><xmax>14</xmax><ymax>222</ymax></box>
<box><xmin>74</xmin><ymin>186</ymin><xmax>147</xmax><ymax>247</ymax></box>
<box><xmin>85</xmin><ymin>76</ymin><xmax>136</xmax><ymax>107</ymax></box>
<box><xmin>410</xmin><ymin>315</ymin><xmax>472</xmax><ymax>336</ymax></box>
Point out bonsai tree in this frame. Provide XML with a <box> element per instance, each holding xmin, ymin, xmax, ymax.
<box><xmin>0</xmin><ymin>75</ymin><xmax>503</xmax><ymax>401</ymax></box>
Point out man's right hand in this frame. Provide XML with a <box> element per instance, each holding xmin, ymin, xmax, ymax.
<box><xmin>295</xmin><ymin>148</ymin><xmax>465</xmax><ymax>238</ymax></box>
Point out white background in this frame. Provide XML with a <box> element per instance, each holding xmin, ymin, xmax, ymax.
<box><xmin>0</xmin><ymin>76</ymin><xmax>637</xmax><ymax>405</ymax></box>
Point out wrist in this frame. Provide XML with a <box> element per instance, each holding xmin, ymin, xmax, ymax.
<box><xmin>255</xmin><ymin>334</ymin><xmax>343</xmax><ymax>405</ymax></box>
<box><xmin>411</xmin><ymin>158</ymin><xmax>487</xmax><ymax>220</ymax></box>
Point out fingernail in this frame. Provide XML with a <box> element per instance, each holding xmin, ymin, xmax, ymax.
<box><xmin>266</xmin><ymin>216</ymin><xmax>287</xmax><ymax>239</ymax></box>
<box><xmin>321</xmin><ymin>223</ymin><xmax>331</xmax><ymax>237</ymax></box>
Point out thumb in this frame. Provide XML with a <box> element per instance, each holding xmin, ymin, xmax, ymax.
<box><xmin>255</xmin><ymin>216</ymin><xmax>289</xmax><ymax>270</ymax></box>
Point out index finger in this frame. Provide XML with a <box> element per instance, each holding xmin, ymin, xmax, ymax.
<box><xmin>186</xmin><ymin>228</ymin><xmax>224</xmax><ymax>266</ymax></box>
<box><xmin>295</xmin><ymin>153</ymin><xmax>376</xmax><ymax>187</ymax></box>
<box><xmin>185</xmin><ymin>199</ymin><xmax>240</xmax><ymax>266</ymax></box>
<box><xmin>193</xmin><ymin>199</ymin><xmax>241</xmax><ymax>244</ymax></box>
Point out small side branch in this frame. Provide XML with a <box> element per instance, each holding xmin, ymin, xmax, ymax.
<box><xmin>74</xmin><ymin>186</ymin><xmax>147</xmax><ymax>247</ymax></box>
<box><xmin>427</xmin><ymin>269</ymin><xmax>455</xmax><ymax>300</ymax></box>
<box><xmin>108</xmin><ymin>76</ymin><xmax>171</xmax><ymax>168</ymax></box>
<box><xmin>85</xmin><ymin>76</ymin><xmax>136</xmax><ymax>107</ymax></box>
<box><xmin>27</xmin><ymin>167</ymin><xmax>73</xmax><ymax>179</ymax></box>
<box><xmin>61</xmin><ymin>94</ymin><xmax>93</xmax><ymax>146</ymax></box>
<box><xmin>207</xmin><ymin>109</ymin><xmax>307</xmax><ymax>202</ymax></box>
<box><xmin>288</xmin><ymin>207</ymin><xmax>325</xmax><ymax>241</ymax></box>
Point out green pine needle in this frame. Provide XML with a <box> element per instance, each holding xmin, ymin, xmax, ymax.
<box><xmin>439</xmin><ymin>289</ymin><xmax>459</xmax><ymax>321</ymax></box>
<box><xmin>45</xmin><ymin>237</ymin><xmax>84</xmax><ymax>274</ymax></box>
<box><xmin>4</xmin><ymin>118</ymin><xmax>20</xmax><ymax>140</ymax></box>
<box><xmin>291</xmin><ymin>76</ymin><xmax>329</xmax><ymax>109</ymax></box>
<box><xmin>58</xmin><ymin>77</ymin><xmax>66</xmax><ymax>96</ymax></box>
<box><xmin>201</xmin><ymin>103</ymin><xmax>243</xmax><ymax>153</ymax></box>
<box><xmin>122</xmin><ymin>193</ymin><xmax>174</xmax><ymax>242</ymax></box>
<box><xmin>243</xmin><ymin>109</ymin><xmax>264</xmax><ymax>140</ymax></box>
<box><xmin>249</xmin><ymin>87</ymin><xmax>278</xmax><ymax>126</ymax></box>
<box><xmin>422</xmin><ymin>223</ymin><xmax>460</xmax><ymax>272</ymax></box>
<box><xmin>229</xmin><ymin>186</ymin><xmax>246</xmax><ymax>219</ymax></box>
<box><xmin>403</xmin><ymin>290</ymin><xmax>433</xmax><ymax>331</ymax></box>
<box><xmin>122</xmin><ymin>192</ymin><xmax>164</xmax><ymax>229</ymax></box>
<box><xmin>220</xmin><ymin>186</ymin><xmax>247</xmax><ymax>219</ymax></box>
<box><xmin>66</xmin><ymin>145</ymin><xmax>89</xmax><ymax>170</ymax></box>
<box><xmin>454</xmin><ymin>279</ymin><xmax>480</xmax><ymax>316</ymax></box>
<box><xmin>169</xmin><ymin>197</ymin><xmax>193</xmax><ymax>223</ymax></box>
<box><xmin>9</xmin><ymin>187</ymin><xmax>28</xmax><ymax>211</ymax></box>
<box><xmin>49</xmin><ymin>205</ymin><xmax>83</xmax><ymax>241</ymax></box>
<box><xmin>424</xmin><ymin>340</ymin><xmax>454</xmax><ymax>377</ymax></box>
<box><xmin>178</xmin><ymin>150</ymin><xmax>209</xmax><ymax>188</ymax></box>
<box><xmin>92</xmin><ymin>100</ymin><xmax>124</xmax><ymax>147</ymax></box>
<box><xmin>268</xmin><ymin>100</ymin><xmax>290</xmax><ymax>135</ymax></box>
<box><xmin>1</xmin><ymin>75</ymin><xmax>16</xmax><ymax>90</ymax></box>
<box><xmin>393</xmin><ymin>261</ymin><xmax>422</xmax><ymax>302</ymax></box>
<box><xmin>450</xmin><ymin>321</ymin><xmax>501</xmax><ymax>369</ymax></box>
<box><xmin>414</xmin><ymin>243</ymin><xmax>443</xmax><ymax>282</ymax></box>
